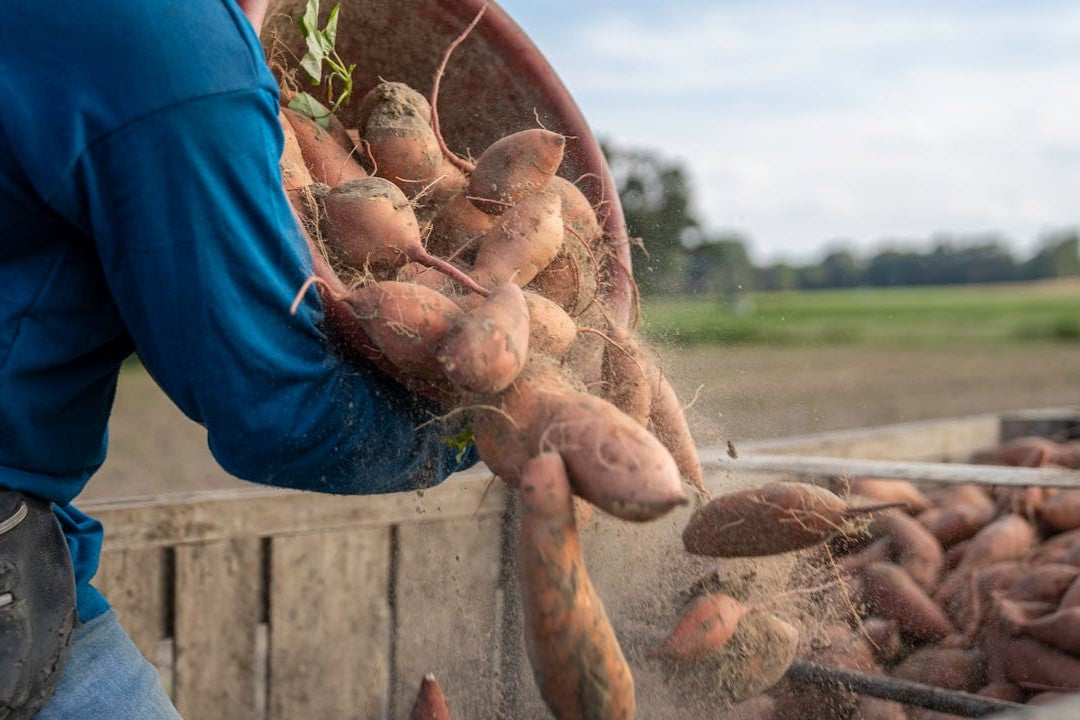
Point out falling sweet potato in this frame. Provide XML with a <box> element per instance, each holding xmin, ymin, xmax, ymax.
<box><xmin>649</xmin><ymin>374</ymin><xmax>706</xmax><ymax>497</ymax></box>
<box><xmin>683</xmin><ymin>482</ymin><xmax>897</xmax><ymax>558</ymax></box>
<box><xmin>647</xmin><ymin>593</ymin><xmax>745</xmax><ymax>661</ymax></box>
<box><xmin>471</xmin><ymin>358</ymin><xmax>686</xmax><ymax>521</ymax></box>
<box><xmin>600</xmin><ymin>326</ymin><xmax>657</xmax><ymax>428</ymax></box>
<box><xmin>518</xmin><ymin>453</ymin><xmax>635</xmax><ymax>720</ymax></box>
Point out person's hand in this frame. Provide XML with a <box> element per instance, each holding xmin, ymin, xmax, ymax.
<box><xmin>236</xmin><ymin>0</ymin><xmax>269</xmax><ymax>36</ymax></box>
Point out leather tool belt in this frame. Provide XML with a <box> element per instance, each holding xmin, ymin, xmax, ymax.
<box><xmin>0</xmin><ymin>491</ymin><xmax>76</xmax><ymax>720</ymax></box>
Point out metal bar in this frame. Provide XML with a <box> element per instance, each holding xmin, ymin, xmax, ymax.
<box><xmin>784</xmin><ymin>660</ymin><xmax>1026</xmax><ymax>718</ymax></box>
<box><xmin>700</xmin><ymin>451</ymin><xmax>1080</xmax><ymax>488</ymax></box>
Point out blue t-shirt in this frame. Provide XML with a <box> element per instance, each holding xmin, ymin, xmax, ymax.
<box><xmin>0</xmin><ymin>0</ymin><xmax>474</xmax><ymax>621</ymax></box>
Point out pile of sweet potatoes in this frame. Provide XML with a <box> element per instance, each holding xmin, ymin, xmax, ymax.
<box><xmin>669</xmin><ymin>435</ymin><xmax>1080</xmax><ymax>719</ymax></box>
<box><xmin>272</xmin><ymin>17</ymin><xmax>706</xmax><ymax>718</ymax></box>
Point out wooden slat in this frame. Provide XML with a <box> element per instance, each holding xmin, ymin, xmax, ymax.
<box><xmin>173</xmin><ymin>538</ymin><xmax>261</xmax><ymax>720</ymax></box>
<box><xmin>94</xmin><ymin>546</ymin><xmax>166</xmax><ymax>662</ymax></box>
<box><xmin>81</xmin><ymin>469</ymin><xmax>505</xmax><ymax>551</ymax></box>
<box><xmin>393</xmin><ymin>515</ymin><xmax>505</xmax><ymax>718</ymax></box>
<box><xmin>701</xmin><ymin>452</ymin><xmax>1080</xmax><ymax>488</ymax></box>
<box><xmin>739</xmin><ymin>413</ymin><xmax>1000</xmax><ymax>462</ymax></box>
<box><xmin>268</xmin><ymin>526</ymin><xmax>392</xmax><ymax>720</ymax></box>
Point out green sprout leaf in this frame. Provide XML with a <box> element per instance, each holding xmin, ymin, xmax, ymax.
<box><xmin>324</xmin><ymin>5</ymin><xmax>339</xmax><ymax>47</ymax></box>
<box><xmin>443</xmin><ymin>427</ymin><xmax>475</xmax><ymax>465</ymax></box>
<box><xmin>286</xmin><ymin>92</ymin><xmax>331</xmax><ymax>129</ymax></box>
<box><xmin>292</xmin><ymin>0</ymin><xmax>355</xmax><ymax>117</ymax></box>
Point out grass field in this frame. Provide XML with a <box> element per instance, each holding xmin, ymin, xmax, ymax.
<box><xmin>641</xmin><ymin>278</ymin><xmax>1080</xmax><ymax>347</ymax></box>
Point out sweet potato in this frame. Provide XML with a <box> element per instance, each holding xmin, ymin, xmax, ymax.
<box><xmin>976</xmin><ymin>681</ymin><xmax>1026</xmax><ymax>702</ymax></box>
<box><xmin>361</xmin><ymin>92</ymin><xmax>442</xmax><ymax>198</ymax></box>
<box><xmin>998</xmin><ymin>635</ymin><xmax>1080</xmax><ymax>691</ymax></box>
<box><xmin>345</xmin><ymin>281</ymin><xmax>462</xmax><ymax>381</ymax></box>
<box><xmin>972</xmin><ymin>436</ymin><xmax>1059</xmax><ymax>467</ymax></box>
<box><xmin>527</xmin><ymin>243</ymin><xmax>597</xmax><ymax>316</ymax></box>
<box><xmin>709</xmin><ymin>608</ymin><xmax>800</xmax><ymax>703</ymax></box>
<box><xmin>279</xmin><ymin>110</ymin><xmax>314</xmax><ymax>199</ymax></box>
<box><xmin>951</xmin><ymin>560</ymin><xmax>1028</xmax><ymax>636</ymax></box>
<box><xmin>281</xmin><ymin>107</ymin><xmax>368</xmax><ymax>187</ymax></box>
<box><xmin>600</xmin><ymin>326</ymin><xmax>657</xmax><ymax>427</ymax></box>
<box><xmin>683</xmin><ymin>482</ymin><xmax>896</xmax><ymax>558</ymax></box>
<box><xmin>917</xmin><ymin>501</ymin><xmax>996</xmax><ymax>548</ymax></box>
<box><xmin>1028</xmin><ymin>526</ymin><xmax>1080</xmax><ymax>565</ymax></box>
<box><xmin>1008</xmin><ymin>604</ymin><xmax>1080</xmax><ymax>655</ymax></box>
<box><xmin>850</xmin><ymin>478</ymin><xmax>931</xmax><ymax>513</ymax></box>
<box><xmin>517</xmin><ymin>453</ymin><xmax>635</xmax><ymax>720</ymax></box>
<box><xmin>468</xmin><ymin>129</ymin><xmax>566</xmax><ymax>213</ymax></box>
<box><xmin>880</xmin><ymin>511</ymin><xmax>945</xmax><ymax>591</ymax></box>
<box><xmin>322</xmin><ymin>178</ymin><xmax>487</xmax><ymax>295</ymax></box>
<box><xmin>410</xmin><ymin>674</ymin><xmax>451</xmax><ymax>720</ymax></box>
<box><xmin>861</xmin><ymin>561</ymin><xmax>955</xmax><ymax>642</ymax></box>
<box><xmin>546</xmin><ymin>175</ymin><xmax>603</xmax><ymax>247</ymax></box>
<box><xmin>647</xmin><ymin>593</ymin><xmax>745</xmax><ymax>661</ymax></box>
<box><xmin>1037</xmin><ymin>488</ymin><xmax>1080</xmax><ymax>532</ymax></box>
<box><xmin>1053</xmin><ymin>440</ymin><xmax>1080</xmax><ymax>468</ymax></box>
<box><xmin>1005</xmin><ymin>563</ymin><xmax>1080</xmax><ymax>604</ymax></box>
<box><xmin>426</xmin><ymin>192</ymin><xmax>494</xmax><ymax>264</ymax></box>
<box><xmin>356</xmin><ymin>81</ymin><xmax>431</xmax><ymax>129</ymax></box>
<box><xmin>836</xmin><ymin>537</ymin><xmax>891</xmax><ymax>576</ymax></box>
<box><xmin>862</xmin><ymin>617</ymin><xmax>903</xmax><ymax>664</ymax></box>
<box><xmin>437</xmin><ymin>282</ymin><xmax>529</xmax><ymax>394</ymax></box>
<box><xmin>471</xmin><ymin>358</ymin><xmax>686</xmax><ymax>521</ymax></box>
<box><xmin>958</xmin><ymin>515</ymin><xmax>1037</xmax><ymax>571</ymax></box>
<box><xmin>772</xmin><ymin>625</ymin><xmax>877</xmax><ymax>720</ymax></box>
<box><xmin>892</xmin><ymin>646</ymin><xmax>986</xmax><ymax>692</ymax></box>
<box><xmin>853</xmin><ymin>697</ymin><xmax>908</xmax><ymax>720</ymax></box>
<box><xmin>650</xmin><ymin>374</ymin><xmax>706</xmax><ymax>496</ymax></box>
<box><xmin>470</xmin><ymin>191</ymin><xmax>563</xmax><ymax>289</ymax></box>
<box><xmin>523</xmin><ymin>292</ymin><xmax>576</xmax><ymax>360</ymax></box>
<box><xmin>1058</xmin><ymin>574</ymin><xmax>1080</xmax><ymax>609</ymax></box>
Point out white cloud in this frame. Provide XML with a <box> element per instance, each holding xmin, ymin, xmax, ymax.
<box><xmin>501</xmin><ymin>0</ymin><xmax>1080</xmax><ymax>262</ymax></box>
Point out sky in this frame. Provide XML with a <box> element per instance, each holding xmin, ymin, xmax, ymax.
<box><xmin>496</xmin><ymin>0</ymin><xmax>1080</xmax><ymax>263</ymax></box>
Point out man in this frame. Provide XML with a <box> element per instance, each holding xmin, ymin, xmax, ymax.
<box><xmin>0</xmin><ymin>0</ymin><xmax>474</xmax><ymax>716</ymax></box>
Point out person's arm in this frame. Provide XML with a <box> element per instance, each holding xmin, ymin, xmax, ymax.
<box><xmin>74</xmin><ymin>85</ymin><xmax>474</xmax><ymax>494</ymax></box>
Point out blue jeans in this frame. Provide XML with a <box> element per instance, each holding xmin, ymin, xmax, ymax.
<box><xmin>34</xmin><ymin>609</ymin><xmax>180</xmax><ymax>719</ymax></box>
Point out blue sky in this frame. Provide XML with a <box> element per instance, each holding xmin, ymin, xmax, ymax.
<box><xmin>497</xmin><ymin>1</ymin><xmax>1080</xmax><ymax>262</ymax></box>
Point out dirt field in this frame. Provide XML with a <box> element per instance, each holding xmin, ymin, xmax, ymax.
<box><xmin>83</xmin><ymin>343</ymin><xmax>1080</xmax><ymax>501</ymax></box>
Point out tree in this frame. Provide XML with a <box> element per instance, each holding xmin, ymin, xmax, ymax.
<box><xmin>687</xmin><ymin>234</ymin><xmax>755</xmax><ymax>299</ymax></box>
<box><xmin>1024</xmin><ymin>231</ymin><xmax>1080</xmax><ymax>279</ymax></box>
<box><xmin>602</xmin><ymin>142</ymin><xmax>700</xmax><ymax>295</ymax></box>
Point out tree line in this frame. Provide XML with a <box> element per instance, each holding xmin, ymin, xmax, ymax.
<box><xmin>604</xmin><ymin>143</ymin><xmax>1080</xmax><ymax>297</ymax></box>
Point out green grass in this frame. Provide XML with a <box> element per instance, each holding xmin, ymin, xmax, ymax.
<box><xmin>640</xmin><ymin>280</ymin><xmax>1080</xmax><ymax>347</ymax></box>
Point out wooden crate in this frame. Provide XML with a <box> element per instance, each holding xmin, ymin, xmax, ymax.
<box><xmin>84</xmin><ymin>411</ymin><xmax>1080</xmax><ymax>718</ymax></box>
